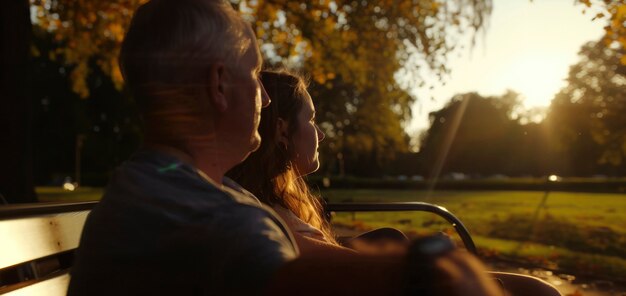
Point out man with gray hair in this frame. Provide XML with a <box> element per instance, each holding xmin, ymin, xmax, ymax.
<box><xmin>68</xmin><ymin>0</ymin><xmax>291</xmax><ymax>294</ymax></box>
<box><xmin>68</xmin><ymin>0</ymin><xmax>507</xmax><ymax>295</ymax></box>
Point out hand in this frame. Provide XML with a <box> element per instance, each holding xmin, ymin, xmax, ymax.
<box><xmin>405</xmin><ymin>235</ymin><xmax>502</xmax><ymax>296</ymax></box>
<box><xmin>431</xmin><ymin>250</ymin><xmax>503</xmax><ymax>296</ymax></box>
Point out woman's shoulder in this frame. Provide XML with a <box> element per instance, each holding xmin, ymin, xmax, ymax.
<box><xmin>272</xmin><ymin>205</ymin><xmax>326</xmax><ymax>241</ymax></box>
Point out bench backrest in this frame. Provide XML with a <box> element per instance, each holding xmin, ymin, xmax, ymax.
<box><xmin>0</xmin><ymin>201</ymin><xmax>475</xmax><ymax>295</ymax></box>
<box><xmin>0</xmin><ymin>202</ymin><xmax>97</xmax><ymax>295</ymax></box>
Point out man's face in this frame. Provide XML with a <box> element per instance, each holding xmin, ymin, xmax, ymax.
<box><xmin>220</xmin><ymin>33</ymin><xmax>270</xmax><ymax>161</ymax></box>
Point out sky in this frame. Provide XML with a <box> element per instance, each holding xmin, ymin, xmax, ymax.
<box><xmin>405</xmin><ymin>0</ymin><xmax>607</xmax><ymax>139</ymax></box>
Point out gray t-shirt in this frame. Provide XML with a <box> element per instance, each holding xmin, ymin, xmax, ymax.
<box><xmin>68</xmin><ymin>149</ymin><xmax>298</xmax><ymax>295</ymax></box>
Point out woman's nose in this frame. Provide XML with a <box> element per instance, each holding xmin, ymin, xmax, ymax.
<box><xmin>316</xmin><ymin>124</ymin><xmax>325</xmax><ymax>142</ymax></box>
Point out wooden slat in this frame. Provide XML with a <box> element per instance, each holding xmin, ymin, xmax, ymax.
<box><xmin>2</xmin><ymin>273</ymin><xmax>70</xmax><ymax>296</ymax></box>
<box><xmin>0</xmin><ymin>211</ymin><xmax>89</xmax><ymax>269</ymax></box>
<box><xmin>0</xmin><ymin>202</ymin><xmax>97</xmax><ymax>220</ymax></box>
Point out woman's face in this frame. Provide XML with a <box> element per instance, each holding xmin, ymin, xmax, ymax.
<box><xmin>289</xmin><ymin>91</ymin><xmax>325</xmax><ymax>176</ymax></box>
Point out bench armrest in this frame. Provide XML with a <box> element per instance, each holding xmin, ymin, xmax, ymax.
<box><xmin>325</xmin><ymin>202</ymin><xmax>477</xmax><ymax>254</ymax></box>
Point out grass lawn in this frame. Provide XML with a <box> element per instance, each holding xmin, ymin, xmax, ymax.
<box><xmin>323</xmin><ymin>190</ymin><xmax>626</xmax><ymax>234</ymax></box>
<box><xmin>36</xmin><ymin>186</ymin><xmax>104</xmax><ymax>202</ymax></box>
<box><xmin>323</xmin><ymin>189</ymin><xmax>626</xmax><ymax>280</ymax></box>
<box><xmin>36</xmin><ymin>186</ymin><xmax>626</xmax><ymax>280</ymax></box>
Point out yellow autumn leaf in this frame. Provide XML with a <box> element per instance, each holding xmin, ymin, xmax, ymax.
<box><xmin>313</xmin><ymin>70</ymin><xmax>327</xmax><ymax>84</ymax></box>
<box><xmin>431</xmin><ymin>2</ymin><xmax>440</xmax><ymax>12</ymax></box>
<box><xmin>71</xmin><ymin>62</ymin><xmax>90</xmax><ymax>99</ymax></box>
<box><xmin>616</xmin><ymin>4</ymin><xmax>626</xmax><ymax>19</ymax></box>
<box><xmin>111</xmin><ymin>63</ymin><xmax>124</xmax><ymax>90</ymax></box>
<box><xmin>109</xmin><ymin>23</ymin><xmax>125</xmax><ymax>42</ymax></box>
<box><xmin>257</xmin><ymin>27</ymin><xmax>266</xmax><ymax>38</ymax></box>
<box><xmin>592</xmin><ymin>12</ymin><xmax>605</xmax><ymax>21</ymax></box>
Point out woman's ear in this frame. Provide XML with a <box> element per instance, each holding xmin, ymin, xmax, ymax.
<box><xmin>276</xmin><ymin>118</ymin><xmax>289</xmax><ymax>147</ymax></box>
<box><xmin>207</xmin><ymin>63</ymin><xmax>228</xmax><ymax>112</ymax></box>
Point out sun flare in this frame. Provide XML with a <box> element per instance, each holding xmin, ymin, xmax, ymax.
<box><xmin>492</xmin><ymin>53</ymin><xmax>569</xmax><ymax>109</ymax></box>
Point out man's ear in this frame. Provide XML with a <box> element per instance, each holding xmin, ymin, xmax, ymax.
<box><xmin>276</xmin><ymin>118</ymin><xmax>289</xmax><ymax>146</ymax></box>
<box><xmin>207</xmin><ymin>63</ymin><xmax>228</xmax><ymax>112</ymax></box>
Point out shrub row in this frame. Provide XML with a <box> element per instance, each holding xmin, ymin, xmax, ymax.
<box><xmin>308</xmin><ymin>176</ymin><xmax>626</xmax><ymax>193</ymax></box>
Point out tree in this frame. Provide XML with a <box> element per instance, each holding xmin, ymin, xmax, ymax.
<box><xmin>418</xmin><ymin>37</ymin><xmax>626</xmax><ymax>178</ymax></box>
<box><xmin>29</xmin><ymin>0</ymin><xmax>140</xmax><ymax>98</ymax></box>
<box><xmin>545</xmin><ymin>39</ymin><xmax>626</xmax><ymax>172</ymax></box>
<box><xmin>577</xmin><ymin>0</ymin><xmax>626</xmax><ymax>65</ymax></box>
<box><xmin>29</xmin><ymin>28</ymin><xmax>143</xmax><ymax>187</ymax></box>
<box><xmin>416</xmin><ymin>91</ymin><xmax>561</xmax><ymax>177</ymax></box>
<box><xmin>418</xmin><ymin>92</ymin><xmax>521</xmax><ymax>176</ymax></box>
<box><xmin>21</xmin><ymin>0</ymin><xmax>624</xmax><ymax>186</ymax></box>
<box><xmin>0</xmin><ymin>0</ymin><xmax>37</xmax><ymax>203</ymax></box>
<box><xmin>30</xmin><ymin>0</ymin><xmax>494</xmax><ymax>176</ymax></box>
<box><xmin>28</xmin><ymin>0</ymin><xmax>625</xmax><ymax>97</ymax></box>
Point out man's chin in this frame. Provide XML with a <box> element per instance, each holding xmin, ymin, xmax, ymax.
<box><xmin>239</xmin><ymin>139</ymin><xmax>261</xmax><ymax>164</ymax></box>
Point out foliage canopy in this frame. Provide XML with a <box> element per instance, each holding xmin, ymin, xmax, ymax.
<box><xmin>546</xmin><ymin>39</ymin><xmax>626</xmax><ymax>167</ymax></box>
<box><xmin>27</xmin><ymin>0</ymin><xmax>626</xmax><ymax>176</ymax></box>
<box><xmin>29</xmin><ymin>0</ymin><xmax>494</xmax><ymax>168</ymax></box>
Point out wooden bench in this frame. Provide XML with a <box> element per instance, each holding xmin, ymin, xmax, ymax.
<box><xmin>0</xmin><ymin>202</ymin><xmax>97</xmax><ymax>295</ymax></box>
<box><xmin>0</xmin><ymin>201</ymin><xmax>475</xmax><ymax>295</ymax></box>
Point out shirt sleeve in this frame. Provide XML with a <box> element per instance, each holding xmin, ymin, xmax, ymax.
<box><xmin>199</xmin><ymin>205</ymin><xmax>298</xmax><ymax>295</ymax></box>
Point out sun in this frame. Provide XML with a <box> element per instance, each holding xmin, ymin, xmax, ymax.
<box><xmin>493</xmin><ymin>52</ymin><xmax>569</xmax><ymax>109</ymax></box>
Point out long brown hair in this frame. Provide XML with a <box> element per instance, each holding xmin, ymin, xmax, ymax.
<box><xmin>227</xmin><ymin>70</ymin><xmax>336</xmax><ymax>244</ymax></box>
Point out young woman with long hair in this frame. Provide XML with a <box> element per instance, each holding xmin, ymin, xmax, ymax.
<box><xmin>227</xmin><ymin>70</ymin><xmax>346</xmax><ymax>253</ymax></box>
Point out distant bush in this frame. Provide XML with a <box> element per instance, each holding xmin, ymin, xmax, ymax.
<box><xmin>308</xmin><ymin>176</ymin><xmax>626</xmax><ymax>193</ymax></box>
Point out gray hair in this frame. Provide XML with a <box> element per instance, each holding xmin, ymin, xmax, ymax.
<box><xmin>119</xmin><ymin>0</ymin><xmax>253</xmax><ymax>144</ymax></box>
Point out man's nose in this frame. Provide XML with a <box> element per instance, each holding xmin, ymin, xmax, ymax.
<box><xmin>259</xmin><ymin>80</ymin><xmax>271</xmax><ymax>108</ymax></box>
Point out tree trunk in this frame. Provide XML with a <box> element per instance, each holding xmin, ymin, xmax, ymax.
<box><xmin>0</xmin><ymin>0</ymin><xmax>37</xmax><ymax>203</ymax></box>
